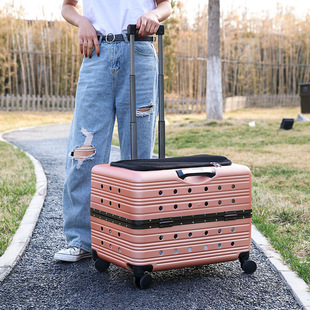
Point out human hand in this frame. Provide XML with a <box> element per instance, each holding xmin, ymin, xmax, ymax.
<box><xmin>77</xmin><ymin>16</ymin><xmax>100</xmax><ymax>58</ymax></box>
<box><xmin>136</xmin><ymin>11</ymin><xmax>160</xmax><ymax>37</ymax></box>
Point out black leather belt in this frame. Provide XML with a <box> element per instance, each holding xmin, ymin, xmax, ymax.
<box><xmin>97</xmin><ymin>33</ymin><xmax>155</xmax><ymax>43</ymax></box>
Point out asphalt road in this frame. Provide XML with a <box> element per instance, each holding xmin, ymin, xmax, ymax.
<box><xmin>0</xmin><ymin>123</ymin><xmax>304</xmax><ymax>309</ymax></box>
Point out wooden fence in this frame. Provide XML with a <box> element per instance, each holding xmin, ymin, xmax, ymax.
<box><xmin>0</xmin><ymin>94</ymin><xmax>75</xmax><ymax>111</ymax></box>
<box><xmin>0</xmin><ymin>93</ymin><xmax>300</xmax><ymax>113</ymax></box>
<box><xmin>164</xmin><ymin>95</ymin><xmax>300</xmax><ymax>113</ymax></box>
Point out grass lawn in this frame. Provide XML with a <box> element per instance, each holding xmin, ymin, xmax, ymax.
<box><xmin>0</xmin><ymin>111</ymin><xmax>74</xmax><ymax>256</ymax></box>
<box><xmin>0</xmin><ymin>108</ymin><xmax>309</xmax><ymax>286</ymax></box>
<box><xmin>0</xmin><ymin>143</ymin><xmax>36</xmax><ymax>256</ymax></box>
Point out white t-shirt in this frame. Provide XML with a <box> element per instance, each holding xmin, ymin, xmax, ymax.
<box><xmin>76</xmin><ymin>0</ymin><xmax>156</xmax><ymax>35</ymax></box>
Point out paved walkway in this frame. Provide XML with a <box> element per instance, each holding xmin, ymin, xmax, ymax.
<box><xmin>0</xmin><ymin>124</ymin><xmax>309</xmax><ymax>309</ymax></box>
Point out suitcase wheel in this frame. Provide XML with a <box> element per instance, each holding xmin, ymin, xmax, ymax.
<box><xmin>241</xmin><ymin>260</ymin><xmax>257</xmax><ymax>274</ymax></box>
<box><xmin>134</xmin><ymin>273</ymin><xmax>152</xmax><ymax>290</ymax></box>
<box><xmin>131</xmin><ymin>265</ymin><xmax>153</xmax><ymax>289</ymax></box>
<box><xmin>94</xmin><ymin>258</ymin><xmax>110</xmax><ymax>272</ymax></box>
<box><xmin>239</xmin><ymin>252</ymin><xmax>257</xmax><ymax>274</ymax></box>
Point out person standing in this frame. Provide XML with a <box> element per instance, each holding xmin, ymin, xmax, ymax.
<box><xmin>54</xmin><ymin>0</ymin><xmax>172</xmax><ymax>262</ymax></box>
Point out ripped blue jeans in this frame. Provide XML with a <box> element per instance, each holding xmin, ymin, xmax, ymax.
<box><xmin>62</xmin><ymin>34</ymin><xmax>158</xmax><ymax>252</ymax></box>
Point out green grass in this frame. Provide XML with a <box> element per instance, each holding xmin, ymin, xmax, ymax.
<box><xmin>0</xmin><ymin>142</ymin><xmax>36</xmax><ymax>256</ymax></box>
<box><xmin>252</xmin><ymin>165</ymin><xmax>310</xmax><ymax>284</ymax></box>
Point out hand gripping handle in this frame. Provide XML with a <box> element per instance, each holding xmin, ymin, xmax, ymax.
<box><xmin>127</xmin><ymin>24</ymin><xmax>164</xmax><ymax>35</ymax></box>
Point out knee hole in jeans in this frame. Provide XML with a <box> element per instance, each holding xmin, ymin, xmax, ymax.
<box><xmin>71</xmin><ymin>145</ymin><xmax>96</xmax><ymax>168</ymax></box>
<box><xmin>71</xmin><ymin>127</ymin><xmax>96</xmax><ymax>168</ymax></box>
<box><xmin>71</xmin><ymin>145</ymin><xmax>96</xmax><ymax>159</ymax></box>
<box><xmin>136</xmin><ymin>104</ymin><xmax>154</xmax><ymax>117</ymax></box>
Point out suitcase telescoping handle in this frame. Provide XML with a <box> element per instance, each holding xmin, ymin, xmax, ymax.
<box><xmin>127</xmin><ymin>24</ymin><xmax>165</xmax><ymax>160</ymax></box>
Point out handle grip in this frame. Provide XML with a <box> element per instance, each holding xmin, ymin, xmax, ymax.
<box><xmin>127</xmin><ymin>24</ymin><xmax>164</xmax><ymax>35</ymax></box>
<box><xmin>176</xmin><ymin>168</ymin><xmax>216</xmax><ymax>180</ymax></box>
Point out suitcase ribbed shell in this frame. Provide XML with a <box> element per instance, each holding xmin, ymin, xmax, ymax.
<box><xmin>90</xmin><ymin>163</ymin><xmax>252</xmax><ymax>272</ymax></box>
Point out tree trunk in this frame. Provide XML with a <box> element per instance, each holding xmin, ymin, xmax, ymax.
<box><xmin>206</xmin><ymin>0</ymin><xmax>223</xmax><ymax>120</ymax></box>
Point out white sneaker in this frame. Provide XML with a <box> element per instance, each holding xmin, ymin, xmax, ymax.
<box><xmin>54</xmin><ymin>246</ymin><xmax>92</xmax><ymax>262</ymax></box>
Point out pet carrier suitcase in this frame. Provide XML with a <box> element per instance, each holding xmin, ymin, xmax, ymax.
<box><xmin>90</xmin><ymin>24</ymin><xmax>257</xmax><ymax>289</ymax></box>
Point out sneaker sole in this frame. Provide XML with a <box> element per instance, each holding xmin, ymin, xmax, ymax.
<box><xmin>54</xmin><ymin>252</ymin><xmax>92</xmax><ymax>262</ymax></box>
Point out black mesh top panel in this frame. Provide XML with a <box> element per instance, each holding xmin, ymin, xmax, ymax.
<box><xmin>110</xmin><ymin>154</ymin><xmax>231</xmax><ymax>171</ymax></box>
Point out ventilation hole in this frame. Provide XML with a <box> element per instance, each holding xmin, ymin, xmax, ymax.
<box><xmin>205</xmin><ymin>201</ymin><xmax>208</xmax><ymax>206</ymax></box>
<box><xmin>109</xmin><ymin>201</ymin><xmax>112</xmax><ymax>206</ymax></box>
<box><xmin>231</xmin><ymin>242</ymin><xmax>235</xmax><ymax>247</ymax></box>
<box><xmin>188</xmin><ymin>188</ymin><xmax>192</xmax><ymax>193</ymax></box>
<box><xmin>118</xmin><ymin>248</ymin><xmax>121</xmax><ymax>253</ymax></box>
<box><xmin>205</xmin><ymin>231</ymin><xmax>209</xmax><ymax>236</ymax></box>
<box><xmin>218</xmin><ymin>186</ymin><xmax>222</xmax><ymax>190</ymax></box>
<box><xmin>118</xmin><ymin>188</ymin><xmax>121</xmax><ymax>193</ymax></box>
<box><xmin>159</xmin><ymin>250</ymin><xmax>163</xmax><ymax>256</ymax></box>
<box><xmin>218</xmin><ymin>229</ymin><xmax>222</xmax><ymax>234</ymax></box>
<box><xmin>101</xmin><ymin>199</ymin><xmax>103</xmax><ymax>203</ymax></box>
<box><xmin>109</xmin><ymin>229</ymin><xmax>112</xmax><ymax>235</ymax></box>
<box><xmin>159</xmin><ymin>235</ymin><xmax>163</xmax><ymax>240</ymax></box>
<box><xmin>118</xmin><ymin>232</ymin><xmax>121</xmax><ymax>237</ymax></box>
<box><xmin>231</xmin><ymin>227</ymin><xmax>235</xmax><ymax>232</ymax></box>
<box><xmin>159</xmin><ymin>190</ymin><xmax>163</xmax><ymax>195</ymax></box>
<box><xmin>101</xmin><ymin>241</ymin><xmax>104</xmax><ymax>245</ymax></box>
<box><xmin>174</xmin><ymin>249</ymin><xmax>178</xmax><ymax>254</ymax></box>
<box><xmin>188</xmin><ymin>247</ymin><xmax>192</xmax><ymax>252</ymax></box>
<box><xmin>218</xmin><ymin>243</ymin><xmax>222</xmax><ymax>248</ymax></box>
<box><xmin>174</xmin><ymin>204</ymin><xmax>178</xmax><ymax>209</ymax></box>
<box><xmin>188</xmin><ymin>232</ymin><xmax>193</xmax><ymax>237</ymax></box>
<box><xmin>173</xmin><ymin>189</ymin><xmax>178</xmax><ymax>194</ymax></box>
<box><xmin>188</xmin><ymin>203</ymin><xmax>192</xmax><ymax>208</ymax></box>
<box><xmin>204</xmin><ymin>186</ymin><xmax>208</xmax><ymax>192</ymax></box>
<box><xmin>204</xmin><ymin>245</ymin><xmax>208</xmax><ymax>250</ymax></box>
<box><xmin>159</xmin><ymin>206</ymin><xmax>163</xmax><ymax>211</ymax></box>
<box><xmin>218</xmin><ymin>200</ymin><xmax>222</xmax><ymax>205</ymax></box>
<box><xmin>118</xmin><ymin>204</ymin><xmax>121</xmax><ymax>209</ymax></box>
<box><xmin>232</xmin><ymin>184</ymin><xmax>236</xmax><ymax>189</ymax></box>
<box><xmin>174</xmin><ymin>234</ymin><xmax>178</xmax><ymax>239</ymax></box>
<box><xmin>232</xmin><ymin>199</ymin><xmax>236</xmax><ymax>203</ymax></box>
<box><xmin>109</xmin><ymin>186</ymin><xmax>112</xmax><ymax>191</ymax></box>
<box><xmin>101</xmin><ymin>184</ymin><xmax>103</xmax><ymax>189</ymax></box>
<box><xmin>100</xmin><ymin>227</ymin><xmax>103</xmax><ymax>231</ymax></box>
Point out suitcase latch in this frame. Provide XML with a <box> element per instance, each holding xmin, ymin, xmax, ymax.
<box><xmin>159</xmin><ymin>220</ymin><xmax>174</xmax><ymax>228</ymax></box>
<box><xmin>224</xmin><ymin>213</ymin><xmax>237</xmax><ymax>221</ymax></box>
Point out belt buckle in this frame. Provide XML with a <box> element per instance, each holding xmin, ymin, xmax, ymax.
<box><xmin>106</xmin><ymin>33</ymin><xmax>115</xmax><ymax>44</ymax></box>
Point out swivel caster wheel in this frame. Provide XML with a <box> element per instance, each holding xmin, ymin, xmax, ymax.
<box><xmin>94</xmin><ymin>258</ymin><xmax>110</xmax><ymax>272</ymax></box>
<box><xmin>241</xmin><ymin>260</ymin><xmax>257</xmax><ymax>274</ymax></box>
<box><xmin>134</xmin><ymin>273</ymin><xmax>152</xmax><ymax>289</ymax></box>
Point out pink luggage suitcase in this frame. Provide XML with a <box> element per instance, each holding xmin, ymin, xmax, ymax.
<box><xmin>90</xmin><ymin>25</ymin><xmax>257</xmax><ymax>289</ymax></box>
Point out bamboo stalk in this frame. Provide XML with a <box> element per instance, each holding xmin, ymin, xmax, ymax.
<box><xmin>24</xmin><ymin>20</ymin><xmax>32</xmax><ymax>95</ymax></box>
<box><xmin>16</xmin><ymin>28</ymin><xmax>27</xmax><ymax>94</ymax></box>
<box><xmin>45</xmin><ymin>20</ymin><xmax>53</xmax><ymax>96</ymax></box>
<box><xmin>40</xmin><ymin>24</ymin><xmax>48</xmax><ymax>96</ymax></box>
<box><xmin>55</xmin><ymin>26</ymin><xmax>61</xmax><ymax>96</ymax></box>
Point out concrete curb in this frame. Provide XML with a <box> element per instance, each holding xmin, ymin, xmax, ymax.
<box><xmin>251</xmin><ymin>225</ymin><xmax>310</xmax><ymax>310</ymax></box>
<box><xmin>0</xmin><ymin>133</ymin><xmax>47</xmax><ymax>282</ymax></box>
